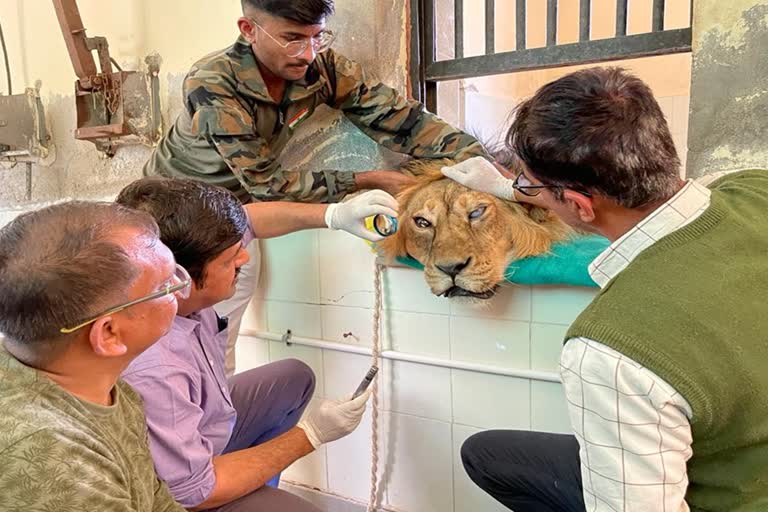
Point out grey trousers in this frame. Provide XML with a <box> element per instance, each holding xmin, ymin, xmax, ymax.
<box><xmin>208</xmin><ymin>358</ymin><xmax>320</xmax><ymax>512</ymax></box>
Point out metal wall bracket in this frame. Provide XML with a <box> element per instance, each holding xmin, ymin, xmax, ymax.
<box><xmin>53</xmin><ymin>0</ymin><xmax>162</xmax><ymax>157</ymax></box>
<box><xmin>0</xmin><ymin>86</ymin><xmax>50</xmax><ymax>161</ymax></box>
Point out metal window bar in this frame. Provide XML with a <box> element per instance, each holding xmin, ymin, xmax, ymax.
<box><xmin>652</xmin><ymin>0</ymin><xmax>665</xmax><ymax>32</ymax></box>
<box><xmin>516</xmin><ymin>0</ymin><xmax>526</xmax><ymax>51</ymax></box>
<box><xmin>547</xmin><ymin>0</ymin><xmax>558</xmax><ymax>47</ymax></box>
<box><xmin>616</xmin><ymin>0</ymin><xmax>628</xmax><ymax>36</ymax></box>
<box><xmin>580</xmin><ymin>0</ymin><xmax>591</xmax><ymax>42</ymax></box>
<box><xmin>455</xmin><ymin>0</ymin><xmax>464</xmax><ymax>59</ymax></box>
<box><xmin>485</xmin><ymin>0</ymin><xmax>495</xmax><ymax>55</ymax></box>
<box><xmin>411</xmin><ymin>0</ymin><xmax>693</xmax><ymax>111</ymax></box>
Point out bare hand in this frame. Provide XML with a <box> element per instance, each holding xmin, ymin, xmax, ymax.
<box><xmin>355</xmin><ymin>170</ymin><xmax>416</xmax><ymax>197</ymax></box>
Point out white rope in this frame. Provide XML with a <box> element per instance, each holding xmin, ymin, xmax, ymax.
<box><xmin>366</xmin><ymin>261</ymin><xmax>384</xmax><ymax>512</ymax></box>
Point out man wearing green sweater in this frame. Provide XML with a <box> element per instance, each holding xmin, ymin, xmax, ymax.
<box><xmin>443</xmin><ymin>67</ymin><xmax>768</xmax><ymax>511</ymax></box>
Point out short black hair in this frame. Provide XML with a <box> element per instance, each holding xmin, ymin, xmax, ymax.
<box><xmin>507</xmin><ymin>67</ymin><xmax>680</xmax><ymax>208</ymax></box>
<box><xmin>116</xmin><ymin>177</ymin><xmax>248</xmax><ymax>287</ymax></box>
<box><xmin>242</xmin><ymin>0</ymin><xmax>334</xmax><ymax>25</ymax></box>
<box><xmin>0</xmin><ymin>201</ymin><xmax>159</xmax><ymax>364</ymax></box>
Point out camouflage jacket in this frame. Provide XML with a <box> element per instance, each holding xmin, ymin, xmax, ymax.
<box><xmin>145</xmin><ymin>37</ymin><xmax>488</xmax><ymax>203</ymax></box>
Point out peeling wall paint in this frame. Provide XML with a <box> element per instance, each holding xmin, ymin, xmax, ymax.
<box><xmin>687</xmin><ymin>1</ymin><xmax>768</xmax><ymax>177</ymax></box>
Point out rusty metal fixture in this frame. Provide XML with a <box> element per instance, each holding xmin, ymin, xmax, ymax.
<box><xmin>0</xmin><ymin>87</ymin><xmax>49</xmax><ymax>160</ymax></box>
<box><xmin>53</xmin><ymin>0</ymin><xmax>161</xmax><ymax>156</ymax></box>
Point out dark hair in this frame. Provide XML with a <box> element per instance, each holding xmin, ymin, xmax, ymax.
<box><xmin>242</xmin><ymin>0</ymin><xmax>334</xmax><ymax>25</ymax></box>
<box><xmin>0</xmin><ymin>201</ymin><xmax>159</xmax><ymax>362</ymax></box>
<box><xmin>507</xmin><ymin>67</ymin><xmax>680</xmax><ymax>208</ymax></box>
<box><xmin>116</xmin><ymin>177</ymin><xmax>248</xmax><ymax>287</ymax></box>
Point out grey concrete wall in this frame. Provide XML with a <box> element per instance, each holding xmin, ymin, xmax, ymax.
<box><xmin>687</xmin><ymin>1</ymin><xmax>768</xmax><ymax>177</ymax></box>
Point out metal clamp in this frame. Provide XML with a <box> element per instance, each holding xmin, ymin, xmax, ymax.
<box><xmin>282</xmin><ymin>329</ymin><xmax>293</xmax><ymax>346</ymax></box>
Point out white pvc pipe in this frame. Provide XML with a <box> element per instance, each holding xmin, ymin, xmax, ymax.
<box><xmin>243</xmin><ymin>329</ymin><xmax>562</xmax><ymax>383</ymax></box>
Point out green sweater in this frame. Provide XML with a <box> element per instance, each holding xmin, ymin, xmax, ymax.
<box><xmin>0</xmin><ymin>347</ymin><xmax>184</xmax><ymax>512</ymax></box>
<box><xmin>567</xmin><ymin>170</ymin><xmax>768</xmax><ymax>512</ymax></box>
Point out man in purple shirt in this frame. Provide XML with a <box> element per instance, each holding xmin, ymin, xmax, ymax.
<box><xmin>118</xmin><ymin>177</ymin><xmax>396</xmax><ymax>511</ymax></box>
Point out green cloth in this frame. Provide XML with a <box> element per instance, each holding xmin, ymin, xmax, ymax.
<box><xmin>566</xmin><ymin>170</ymin><xmax>768</xmax><ymax>512</ymax></box>
<box><xmin>0</xmin><ymin>347</ymin><xmax>184</xmax><ymax>512</ymax></box>
<box><xmin>396</xmin><ymin>234</ymin><xmax>609</xmax><ymax>288</ymax></box>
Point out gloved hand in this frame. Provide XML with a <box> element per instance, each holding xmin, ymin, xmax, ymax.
<box><xmin>325</xmin><ymin>190</ymin><xmax>399</xmax><ymax>242</ymax></box>
<box><xmin>297</xmin><ymin>389</ymin><xmax>372</xmax><ymax>449</ymax></box>
<box><xmin>441</xmin><ymin>156</ymin><xmax>518</xmax><ymax>201</ymax></box>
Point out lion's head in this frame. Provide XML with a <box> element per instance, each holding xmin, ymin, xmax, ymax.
<box><xmin>377</xmin><ymin>159</ymin><xmax>572</xmax><ymax>299</ymax></box>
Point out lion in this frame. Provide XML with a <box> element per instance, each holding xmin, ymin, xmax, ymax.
<box><xmin>377</xmin><ymin>158</ymin><xmax>572</xmax><ymax>299</ymax></box>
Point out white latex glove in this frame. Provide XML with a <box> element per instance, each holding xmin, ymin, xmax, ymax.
<box><xmin>324</xmin><ymin>190</ymin><xmax>399</xmax><ymax>242</ymax></box>
<box><xmin>441</xmin><ymin>156</ymin><xmax>517</xmax><ymax>201</ymax></box>
<box><xmin>297</xmin><ymin>389</ymin><xmax>372</xmax><ymax>449</ymax></box>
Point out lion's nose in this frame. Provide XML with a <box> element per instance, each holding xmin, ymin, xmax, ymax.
<box><xmin>436</xmin><ymin>257</ymin><xmax>471</xmax><ymax>279</ymax></box>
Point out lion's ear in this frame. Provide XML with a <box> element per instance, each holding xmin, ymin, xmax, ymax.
<box><xmin>400</xmin><ymin>158</ymin><xmax>453</xmax><ymax>178</ymax></box>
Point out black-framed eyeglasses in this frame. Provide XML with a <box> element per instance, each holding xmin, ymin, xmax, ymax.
<box><xmin>513</xmin><ymin>172</ymin><xmax>592</xmax><ymax>198</ymax></box>
<box><xmin>249</xmin><ymin>18</ymin><xmax>336</xmax><ymax>58</ymax></box>
<box><xmin>60</xmin><ymin>264</ymin><xmax>192</xmax><ymax>334</ymax></box>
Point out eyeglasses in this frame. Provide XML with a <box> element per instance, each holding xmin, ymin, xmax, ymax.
<box><xmin>60</xmin><ymin>264</ymin><xmax>192</xmax><ymax>334</ymax></box>
<box><xmin>513</xmin><ymin>172</ymin><xmax>592</xmax><ymax>198</ymax></box>
<box><xmin>249</xmin><ymin>19</ymin><xmax>336</xmax><ymax>58</ymax></box>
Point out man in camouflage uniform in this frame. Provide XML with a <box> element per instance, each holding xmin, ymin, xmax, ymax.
<box><xmin>147</xmin><ymin>0</ymin><xmax>488</xmax><ymax>204</ymax></box>
<box><xmin>146</xmin><ymin>0</ymin><xmax>489</xmax><ymax>375</ymax></box>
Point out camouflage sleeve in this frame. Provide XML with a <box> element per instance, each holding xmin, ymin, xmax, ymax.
<box><xmin>184</xmin><ymin>68</ymin><xmax>355</xmax><ymax>203</ymax></box>
<box><xmin>328</xmin><ymin>50</ymin><xmax>490</xmax><ymax>162</ymax></box>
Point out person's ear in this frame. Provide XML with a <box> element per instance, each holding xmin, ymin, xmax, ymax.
<box><xmin>88</xmin><ymin>316</ymin><xmax>128</xmax><ymax>358</ymax></box>
<box><xmin>237</xmin><ymin>17</ymin><xmax>257</xmax><ymax>42</ymax></box>
<box><xmin>562</xmin><ymin>189</ymin><xmax>596</xmax><ymax>224</ymax></box>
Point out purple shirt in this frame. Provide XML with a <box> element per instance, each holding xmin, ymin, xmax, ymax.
<box><xmin>122</xmin><ymin>222</ymin><xmax>256</xmax><ymax>508</ymax></box>
<box><xmin>122</xmin><ymin>308</ymin><xmax>235</xmax><ymax>507</ymax></box>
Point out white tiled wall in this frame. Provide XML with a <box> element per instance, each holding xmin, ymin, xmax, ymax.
<box><xmin>236</xmin><ymin>229</ymin><xmax>599</xmax><ymax>511</ymax></box>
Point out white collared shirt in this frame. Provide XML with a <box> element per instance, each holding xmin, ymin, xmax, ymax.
<box><xmin>561</xmin><ymin>178</ymin><xmax>717</xmax><ymax>512</ymax></box>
